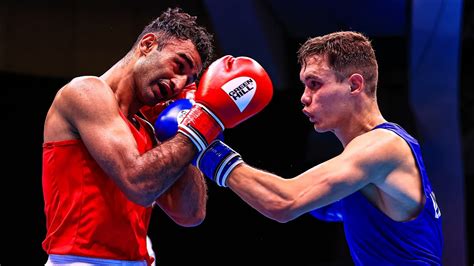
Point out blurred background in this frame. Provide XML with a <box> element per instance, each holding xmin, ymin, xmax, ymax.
<box><xmin>0</xmin><ymin>0</ymin><xmax>471</xmax><ymax>265</ymax></box>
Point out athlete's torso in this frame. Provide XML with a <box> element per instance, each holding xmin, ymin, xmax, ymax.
<box><xmin>311</xmin><ymin>122</ymin><xmax>443</xmax><ymax>265</ymax></box>
<box><xmin>42</xmin><ymin>112</ymin><xmax>155</xmax><ymax>261</ymax></box>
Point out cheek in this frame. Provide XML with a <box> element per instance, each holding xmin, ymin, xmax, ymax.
<box><xmin>315</xmin><ymin>90</ymin><xmax>332</xmax><ymax>105</ymax></box>
<box><xmin>316</xmin><ymin>91</ymin><xmax>342</xmax><ymax>111</ymax></box>
<box><xmin>134</xmin><ymin>59</ymin><xmax>150</xmax><ymax>82</ymax></box>
<box><xmin>139</xmin><ymin>54</ymin><xmax>165</xmax><ymax>76</ymax></box>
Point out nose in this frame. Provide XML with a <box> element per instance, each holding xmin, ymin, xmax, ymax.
<box><xmin>300</xmin><ymin>88</ymin><xmax>311</xmax><ymax>107</ymax></box>
<box><xmin>173</xmin><ymin>75</ymin><xmax>189</xmax><ymax>92</ymax></box>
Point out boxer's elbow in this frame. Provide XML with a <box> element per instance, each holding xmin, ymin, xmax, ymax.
<box><xmin>118</xmin><ymin>173</ymin><xmax>162</xmax><ymax>207</ymax></box>
<box><xmin>269</xmin><ymin>209</ymin><xmax>297</xmax><ymax>224</ymax></box>
<box><xmin>123</xmin><ymin>185</ymin><xmax>156</xmax><ymax>207</ymax></box>
<box><xmin>172</xmin><ymin>211</ymin><xmax>206</xmax><ymax>227</ymax></box>
<box><xmin>262</xmin><ymin>197</ymin><xmax>298</xmax><ymax>223</ymax></box>
<box><xmin>164</xmin><ymin>203</ymin><xmax>206</xmax><ymax>227</ymax></box>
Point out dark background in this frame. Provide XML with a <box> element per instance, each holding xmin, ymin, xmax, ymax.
<box><xmin>0</xmin><ymin>0</ymin><xmax>471</xmax><ymax>265</ymax></box>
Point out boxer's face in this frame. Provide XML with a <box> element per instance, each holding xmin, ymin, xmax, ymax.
<box><xmin>134</xmin><ymin>34</ymin><xmax>202</xmax><ymax>106</ymax></box>
<box><xmin>300</xmin><ymin>55</ymin><xmax>352</xmax><ymax>133</ymax></box>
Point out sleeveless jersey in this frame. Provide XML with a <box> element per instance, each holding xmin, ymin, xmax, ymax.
<box><xmin>310</xmin><ymin>122</ymin><xmax>443</xmax><ymax>265</ymax></box>
<box><xmin>42</xmin><ymin>112</ymin><xmax>155</xmax><ymax>262</ymax></box>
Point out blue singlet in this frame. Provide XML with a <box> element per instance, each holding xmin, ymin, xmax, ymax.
<box><xmin>310</xmin><ymin>122</ymin><xmax>443</xmax><ymax>265</ymax></box>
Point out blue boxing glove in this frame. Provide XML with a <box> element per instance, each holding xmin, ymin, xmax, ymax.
<box><xmin>196</xmin><ymin>140</ymin><xmax>243</xmax><ymax>187</ymax></box>
<box><xmin>154</xmin><ymin>98</ymin><xmax>225</xmax><ymax>143</ymax></box>
<box><xmin>154</xmin><ymin>99</ymin><xmax>224</xmax><ymax>166</ymax></box>
<box><xmin>154</xmin><ymin>98</ymin><xmax>194</xmax><ymax>142</ymax></box>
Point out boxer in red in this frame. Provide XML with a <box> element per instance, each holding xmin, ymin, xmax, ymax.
<box><xmin>42</xmin><ymin>6</ymin><xmax>273</xmax><ymax>265</ymax></box>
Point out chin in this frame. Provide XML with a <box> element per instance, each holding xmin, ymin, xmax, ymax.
<box><xmin>313</xmin><ymin>123</ymin><xmax>329</xmax><ymax>133</ymax></box>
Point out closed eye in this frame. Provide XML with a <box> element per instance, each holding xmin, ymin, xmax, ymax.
<box><xmin>174</xmin><ymin>59</ymin><xmax>186</xmax><ymax>75</ymax></box>
<box><xmin>175</xmin><ymin>53</ymin><xmax>198</xmax><ymax>85</ymax></box>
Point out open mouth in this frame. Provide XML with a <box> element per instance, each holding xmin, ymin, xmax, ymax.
<box><xmin>154</xmin><ymin>80</ymin><xmax>173</xmax><ymax>99</ymax></box>
<box><xmin>158</xmin><ymin>83</ymin><xmax>168</xmax><ymax>98</ymax></box>
<box><xmin>302</xmin><ymin>109</ymin><xmax>315</xmax><ymax>123</ymax></box>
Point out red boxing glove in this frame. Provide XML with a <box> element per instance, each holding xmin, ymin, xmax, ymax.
<box><xmin>140</xmin><ymin>83</ymin><xmax>197</xmax><ymax>124</ymax></box>
<box><xmin>179</xmin><ymin>55</ymin><xmax>273</xmax><ymax>151</ymax></box>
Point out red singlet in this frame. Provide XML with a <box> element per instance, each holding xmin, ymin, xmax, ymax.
<box><xmin>42</xmin><ymin>112</ymin><xmax>155</xmax><ymax>262</ymax></box>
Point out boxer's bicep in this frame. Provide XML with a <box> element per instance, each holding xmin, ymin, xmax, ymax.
<box><xmin>60</xmin><ymin>77</ymin><xmax>141</xmax><ymax>187</ymax></box>
<box><xmin>292</xmin><ymin>131</ymin><xmax>397</xmax><ymax>215</ymax></box>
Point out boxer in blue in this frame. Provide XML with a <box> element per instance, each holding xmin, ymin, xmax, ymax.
<box><xmin>197</xmin><ymin>31</ymin><xmax>443</xmax><ymax>265</ymax></box>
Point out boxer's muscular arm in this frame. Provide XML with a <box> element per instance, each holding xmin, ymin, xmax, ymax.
<box><xmin>144</xmin><ymin>91</ymin><xmax>207</xmax><ymax>226</ymax></box>
<box><xmin>226</xmin><ymin>130</ymin><xmax>408</xmax><ymax>222</ymax></box>
<box><xmin>52</xmin><ymin>77</ymin><xmax>197</xmax><ymax>207</ymax></box>
<box><xmin>155</xmin><ymin>165</ymin><xmax>207</xmax><ymax>226</ymax></box>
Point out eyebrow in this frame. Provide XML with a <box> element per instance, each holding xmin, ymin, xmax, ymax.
<box><xmin>301</xmin><ymin>73</ymin><xmax>322</xmax><ymax>84</ymax></box>
<box><xmin>177</xmin><ymin>52</ymin><xmax>198</xmax><ymax>83</ymax></box>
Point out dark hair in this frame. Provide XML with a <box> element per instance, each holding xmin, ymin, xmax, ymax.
<box><xmin>297</xmin><ymin>31</ymin><xmax>378</xmax><ymax>96</ymax></box>
<box><xmin>135</xmin><ymin>7</ymin><xmax>214</xmax><ymax>69</ymax></box>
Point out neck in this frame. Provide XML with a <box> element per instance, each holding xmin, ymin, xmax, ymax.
<box><xmin>334</xmin><ymin>99</ymin><xmax>386</xmax><ymax>147</ymax></box>
<box><xmin>100</xmin><ymin>55</ymin><xmax>140</xmax><ymax>119</ymax></box>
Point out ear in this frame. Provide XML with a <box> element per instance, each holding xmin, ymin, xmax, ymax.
<box><xmin>348</xmin><ymin>73</ymin><xmax>364</xmax><ymax>94</ymax></box>
<box><xmin>138</xmin><ymin>33</ymin><xmax>157</xmax><ymax>55</ymax></box>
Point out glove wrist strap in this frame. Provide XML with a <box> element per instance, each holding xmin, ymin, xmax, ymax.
<box><xmin>178</xmin><ymin>103</ymin><xmax>224</xmax><ymax>152</ymax></box>
<box><xmin>197</xmin><ymin>140</ymin><xmax>243</xmax><ymax>187</ymax></box>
